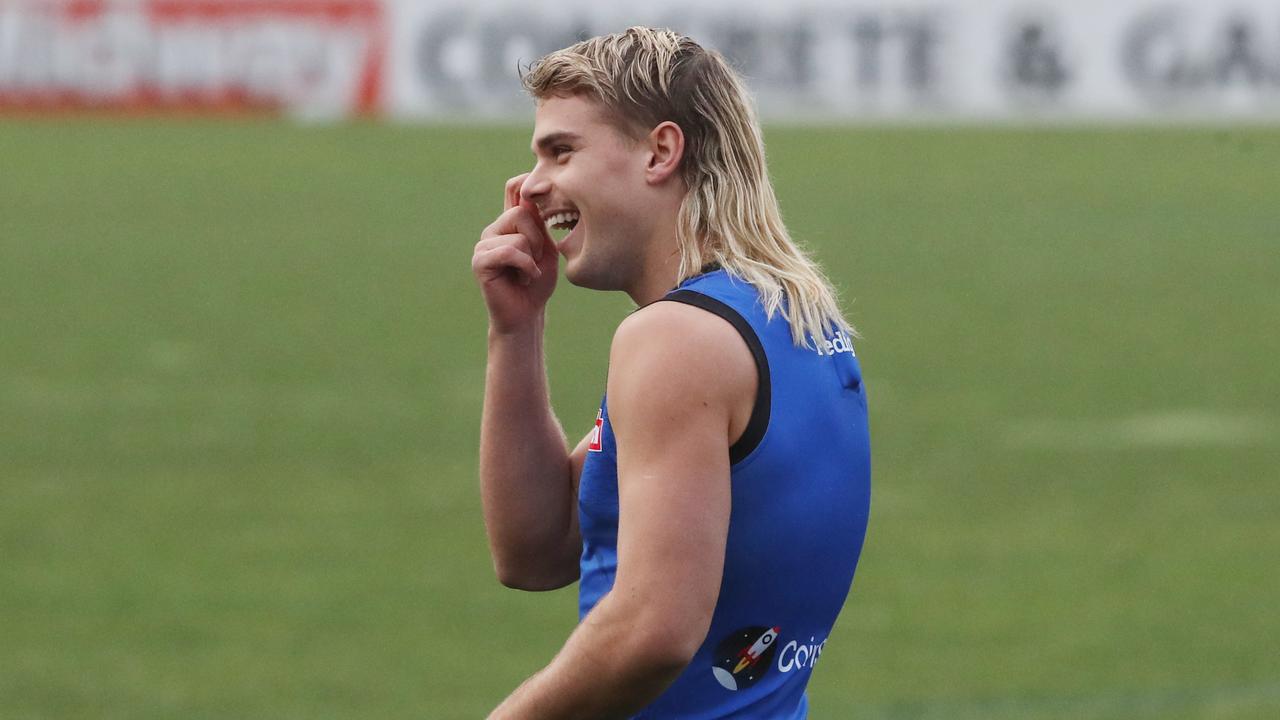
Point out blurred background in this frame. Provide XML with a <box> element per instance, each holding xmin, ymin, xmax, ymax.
<box><xmin>2</xmin><ymin>1</ymin><xmax>1278</xmax><ymax>718</ymax></box>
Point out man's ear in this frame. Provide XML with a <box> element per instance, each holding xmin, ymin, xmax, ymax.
<box><xmin>645</xmin><ymin>121</ymin><xmax>685</xmax><ymax>185</ymax></box>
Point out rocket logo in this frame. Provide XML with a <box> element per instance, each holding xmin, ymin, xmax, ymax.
<box><xmin>587</xmin><ymin>409</ymin><xmax>604</xmax><ymax>452</ymax></box>
<box><xmin>711</xmin><ymin>626</ymin><xmax>780</xmax><ymax>691</ymax></box>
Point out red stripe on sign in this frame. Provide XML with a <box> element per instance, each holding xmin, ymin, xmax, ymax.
<box><xmin>354</xmin><ymin>22</ymin><xmax>386</xmax><ymax>115</ymax></box>
<box><xmin>146</xmin><ymin>1</ymin><xmax>381</xmax><ymax>22</ymax></box>
<box><xmin>2</xmin><ymin>0</ymin><xmax>386</xmax><ymax>117</ymax></box>
<box><xmin>63</xmin><ymin>0</ymin><xmax>106</xmax><ymax>21</ymax></box>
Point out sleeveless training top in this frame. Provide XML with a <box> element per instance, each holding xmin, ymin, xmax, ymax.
<box><xmin>577</xmin><ymin>269</ymin><xmax>872</xmax><ymax>719</ymax></box>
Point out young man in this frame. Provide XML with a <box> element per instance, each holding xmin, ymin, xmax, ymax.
<box><xmin>470</xmin><ymin>27</ymin><xmax>871</xmax><ymax>719</ymax></box>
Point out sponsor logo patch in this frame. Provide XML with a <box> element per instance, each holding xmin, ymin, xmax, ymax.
<box><xmin>711</xmin><ymin>625</ymin><xmax>779</xmax><ymax>691</ymax></box>
<box><xmin>587</xmin><ymin>409</ymin><xmax>604</xmax><ymax>452</ymax></box>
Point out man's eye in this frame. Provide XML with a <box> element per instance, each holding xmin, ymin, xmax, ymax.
<box><xmin>553</xmin><ymin>146</ymin><xmax>573</xmax><ymax>158</ymax></box>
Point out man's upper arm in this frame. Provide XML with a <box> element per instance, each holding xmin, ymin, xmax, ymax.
<box><xmin>603</xmin><ymin>301</ymin><xmax>757</xmax><ymax>660</ymax></box>
<box><xmin>563</xmin><ymin>431</ymin><xmax>590</xmax><ymax>549</ymax></box>
<box><xmin>569</xmin><ymin>431</ymin><xmax>591</xmax><ymax>494</ymax></box>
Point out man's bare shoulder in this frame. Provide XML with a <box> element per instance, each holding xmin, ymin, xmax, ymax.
<box><xmin>606</xmin><ymin>299</ymin><xmax>756</xmax><ymax>418</ymax></box>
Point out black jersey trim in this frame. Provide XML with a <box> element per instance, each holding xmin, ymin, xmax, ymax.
<box><xmin>660</xmin><ymin>289</ymin><xmax>770</xmax><ymax>465</ymax></box>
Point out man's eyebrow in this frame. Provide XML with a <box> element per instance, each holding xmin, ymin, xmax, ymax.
<box><xmin>532</xmin><ymin>132</ymin><xmax>582</xmax><ymax>153</ymax></box>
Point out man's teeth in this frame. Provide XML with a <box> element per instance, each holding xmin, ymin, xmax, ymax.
<box><xmin>545</xmin><ymin>211</ymin><xmax>580</xmax><ymax>231</ymax></box>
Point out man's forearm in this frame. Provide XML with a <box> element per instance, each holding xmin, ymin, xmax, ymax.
<box><xmin>479</xmin><ymin>319</ymin><xmax>578</xmax><ymax>585</ymax></box>
<box><xmin>488</xmin><ymin>592</ymin><xmax>691</xmax><ymax>720</ymax></box>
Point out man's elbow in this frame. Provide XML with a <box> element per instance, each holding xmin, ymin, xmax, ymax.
<box><xmin>624</xmin><ymin>604</ymin><xmax>711</xmax><ymax>674</ymax></box>
<box><xmin>625</xmin><ymin>626</ymin><xmax>703</xmax><ymax>679</ymax></box>
<box><xmin>493</xmin><ymin>558</ymin><xmax>579</xmax><ymax>592</ymax></box>
<box><xmin>487</xmin><ymin>531</ymin><xmax>580</xmax><ymax>591</ymax></box>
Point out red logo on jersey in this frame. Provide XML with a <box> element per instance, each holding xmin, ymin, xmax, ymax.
<box><xmin>588</xmin><ymin>409</ymin><xmax>604</xmax><ymax>452</ymax></box>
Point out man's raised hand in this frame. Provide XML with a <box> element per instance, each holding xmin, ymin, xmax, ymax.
<box><xmin>472</xmin><ymin>173</ymin><xmax>560</xmax><ymax>334</ymax></box>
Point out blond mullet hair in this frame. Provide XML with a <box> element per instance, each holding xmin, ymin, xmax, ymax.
<box><xmin>521</xmin><ymin>26</ymin><xmax>853</xmax><ymax>347</ymax></box>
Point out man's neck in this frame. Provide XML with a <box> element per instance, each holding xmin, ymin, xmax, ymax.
<box><xmin>622</xmin><ymin>221</ymin><xmax>686</xmax><ymax>304</ymax></box>
<box><xmin>624</xmin><ymin>243</ymin><xmax>683</xmax><ymax>306</ymax></box>
<box><xmin>622</xmin><ymin>191</ymin><xmax>685</xmax><ymax>306</ymax></box>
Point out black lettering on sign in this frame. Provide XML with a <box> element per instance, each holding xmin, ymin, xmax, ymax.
<box><xmin>1214</xmin><ymin>20</ymin><xmax>1266</xmax><ymax>86</ymax></box>
<box><xmin>902</xmin><ymin>16</ymin><xmax>939</xmax><ymax>92</ymax></box>
<box><xmin>1123</xmin><ymin>7</ymin><xmax>1196</xmax><ymax>95</ymax></box>
<box><xmin>416</xmin><ymin>10</ymin><xmax>585</xmax><ymax>111</ymax></box>
<box><xmin>415</xmin><ymin>9</ymin><xmax>469</xmax><ymax>108</ymax></box>
<box><xmin>847</xmin><ymin>12</ymin><xmax>941</xmax><ymax>96</ymax></box>
<box><xmin>1124</xmin><ymin>8</ymin><xmax>1280</xmax><ymax>101</ymax></box>
<box><xmin>702</xmin><ymin>18</ymin><xmax>816</xmax><ymax>89</ymax></box>
<box><xmin>851</xmin><ymin>16</ymin><xmax>884</xmax><ymax>89</ymax></box>
<box><xmin>783</xmin><ymin>21</ymin><xmax>814</xmax><ymax>88</ymax></box>
<box><xmin>1006</xmin><ymin>20</ymin><xmax>1070</xmax><ymax>98</ymax></box>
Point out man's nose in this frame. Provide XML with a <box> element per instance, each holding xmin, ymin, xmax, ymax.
<box><xmin>519</xmin><ymin>167</ymin><xmax>551</xmax><ymax>204</ymax></box>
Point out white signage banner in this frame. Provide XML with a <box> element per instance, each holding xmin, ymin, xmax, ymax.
<box><xmin>384</xmin><ymin>0</ymin><xmax>1280</xmax><ymax>122</ymax></box>
<box><xmin>3</xmin><ymin>0</ymin><xmax>1278</xmax><ymax>121</ymax></box>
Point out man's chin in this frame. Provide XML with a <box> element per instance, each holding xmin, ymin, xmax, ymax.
<box><xmin>562</xmin><ymin>258</ymin><xmax>616</xmax><ymax>292</ymax></box>
<box><xmin>561</xmin><ymin>261</ymin><xmax>594</xmax><ymax>289</ymax></box>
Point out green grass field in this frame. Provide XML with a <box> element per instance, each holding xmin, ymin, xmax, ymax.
<box><xmin>2</xmin><ymin>120</ymin><xmax>1278</xmax><ymax>719</ymax></box>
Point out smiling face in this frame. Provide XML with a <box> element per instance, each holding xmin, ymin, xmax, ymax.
<box><xmin>521</xmin><ymin>94</ymin><xmax>672</xmax><ymax>296</ymax></box>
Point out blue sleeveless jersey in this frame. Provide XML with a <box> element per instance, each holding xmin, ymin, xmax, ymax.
<box><xmin>577</xmin><ymin>269</ymin><xmax>872</xmax><ymax>719</ymax></box>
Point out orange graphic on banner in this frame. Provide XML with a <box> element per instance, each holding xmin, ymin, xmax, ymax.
<box><xmin>0</xmin><ymin>0</ymin><xmax>386</xmax><ymax>117</ymax></box>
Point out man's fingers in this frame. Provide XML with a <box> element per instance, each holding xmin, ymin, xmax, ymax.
<box><xmin>504</xmin><ymin>173</ymin><xmax>531</xmax><ymax>211</ymax></box>
<box><xmin>524</xmin><ymin>201</ymin><xmax>560</xmax><ymax>269</ymax></box>
<box><xmin>472</xmin><ymin>234</ymin><xmax>541</xmax><ymax>278</ymax></box>
<box><xmin>511</xmin><ymin>206</ymin><xmax>550</xmax><ymax>262</ymax></box>
<box><xmin>482</xmin><ymin>206</ymin><xmax>533</xmax><ymax>237</ymax></box>
<box><xmin>483</xmin><ymin>206</ymin><xmax>551</xmax><ymax>262</ymax></box>
<box><xmin>481</xmin><ymin>207</ymin><xmax>524</xmax><ymax>240</ymax></box>
<box><xmin>474</xmin><ymin>244</ymin><xmax>542</xmax><ymax>283</ymax></box>
<box><xmin>474</xmin><ymin>232</ymin><xmax>533</xmax><ymax>258</ymax></box>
